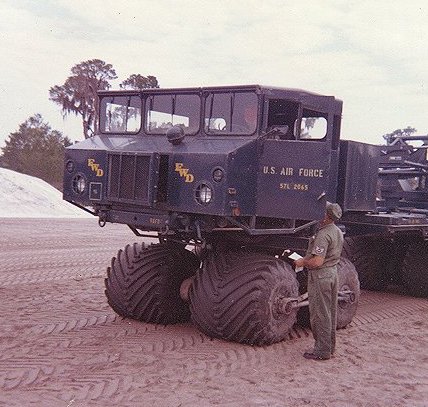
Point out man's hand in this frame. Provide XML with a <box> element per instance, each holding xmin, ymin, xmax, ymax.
<box><xmin>294</xmin><ymin>258</ymin><xmax>305</xmax><ymax>268</ymax></box>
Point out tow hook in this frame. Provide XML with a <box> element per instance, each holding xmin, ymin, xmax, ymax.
<box><xmin>98</xmin><ymin>213</ymin><xmax>107</xmax><ymax>227</ymax></box>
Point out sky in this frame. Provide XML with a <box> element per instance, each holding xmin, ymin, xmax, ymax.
<box><xmin>0</xmin><ymin>167</ymin><xmax>91</xmax><ymax>217</ymax></box>
<box><xmin>0</xmin><ymin>0</ymin><xmax>427</xmax><ymax>148</ymax></box>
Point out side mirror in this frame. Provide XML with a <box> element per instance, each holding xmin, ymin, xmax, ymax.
<box><xmin>263</xmin><ymin>125</ymin><xmax>290</xmax><ymax>140</ymax></box>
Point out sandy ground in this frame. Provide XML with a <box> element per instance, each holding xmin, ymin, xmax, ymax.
<box><xmin>0</xmin><ymin>218</ymin><xmax>427</xmax><ymax>407</ymax></box>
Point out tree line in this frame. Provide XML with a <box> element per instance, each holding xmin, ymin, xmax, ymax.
<box><xmin>0</xmin><ymin>59</ymin><xmax>159</xmax><ymax>189</ymax></box>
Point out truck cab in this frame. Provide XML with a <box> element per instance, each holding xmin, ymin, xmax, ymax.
<box><xmin>63</xmin><ymin>85</ymin><xmax>344</xmax><ymax>244</ymax></box>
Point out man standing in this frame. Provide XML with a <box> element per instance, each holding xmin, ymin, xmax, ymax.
<box><xmin>294</xmin><ymin>202</ymin><xmax>344</xmax><ymax>361</ymax></box>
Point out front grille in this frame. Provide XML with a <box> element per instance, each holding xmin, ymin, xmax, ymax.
<box><xmin>107</xmin><ymin>153</ymin><xmax>151</xmax><ymax>203</ymax></box>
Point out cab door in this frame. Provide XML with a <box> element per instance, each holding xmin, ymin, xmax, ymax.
<box><xmin>256</xmin><ymin>105</ymin><xmax>339</xmax><ymax>221</ymax></box>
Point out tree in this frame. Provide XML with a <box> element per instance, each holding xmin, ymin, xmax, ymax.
<box><xmin>120</xmin><ymin>74</ymin><xmax>159</xmax><ymax>90</ymax></box>
<box><xmin>1</xmin><ymin>114</ymin><xmax>72</xmax><ymax>189</ymax></box>
<box><xmin>383</xmin><ymin>126</ymin><xmax>417</xmax><ymax>145</ymax></box>
<box><xmin>49</xmin><ymin>59</ymin><xmax>117</xmax><ymax>138</ymax></box>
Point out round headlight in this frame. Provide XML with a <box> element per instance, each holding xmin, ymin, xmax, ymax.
<box><xmin>212</xmin><ymin>168</ymin><xmax>224</xmax><ymax>182</ymax></box>
<box><xmin>195</xmin><ymin>183</ymin><xmax>213</xmax><ymax>205</ymax></box>
<box><xmin>72</xmin><ymin>174</ymin><xmax>86</xmax><ymax>194</ymax></box>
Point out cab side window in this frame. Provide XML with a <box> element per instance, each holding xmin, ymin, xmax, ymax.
<box><xmin>267</xmin><ymin>99</ymin><xmax>299</xmax><ymax>140</ymax></box>
<box><xmin>205</xmin><ymin>92</ymin><xmax>258</xmax><ymax>135</ymax></box>
<box><xmin>300</xmin><ymin>109</ymin><xmax>327</xmax><ymax>140</ymax></box>
<box><xmin>267</xmin><ymin>99</ymin><xmax>328</xmax><ymax>141</ymax></box>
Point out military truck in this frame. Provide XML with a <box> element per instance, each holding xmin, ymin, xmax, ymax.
<box><xmin>63</xmin><ymin>85</ymin><xmax>428</xmax><ymax>345</ymax></box>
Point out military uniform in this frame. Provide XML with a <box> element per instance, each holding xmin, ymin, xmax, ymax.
<box><xmin>306</xmin><ymin>221</ymin><xmax>343</xmax><ymax>359</ymax></box>
<box><xmin>298</xmin><ymin>202</ymin><xmax>344</xmax><ymax>361</ymax></box>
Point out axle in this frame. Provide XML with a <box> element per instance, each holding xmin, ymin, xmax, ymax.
<box><xmin>275</xmin><ymin>289</ymin><xmax>357</xmax><ymax>315</ymax></box>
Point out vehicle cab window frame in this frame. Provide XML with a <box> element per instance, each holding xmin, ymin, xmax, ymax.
<box><xmin>144</xmin><ymin>93</ymin><xmax>201</xmax><ymax>136</ymax></box>
<box><xmin>204</xmin><ymin>91</ymin><xmax>259</xmax><ymax>136</ymax></box>
<box><xmin>99</xmin><ymin>94</ymin><xmax>142</xmax><ymax>134</ymax></box>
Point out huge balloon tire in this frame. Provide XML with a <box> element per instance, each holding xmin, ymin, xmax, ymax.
<box><xmin>337</xmin><ymin>257</ymin><xmax>360</xmax><ymax>329</ymax></box>
<box><xmin>342</xmin><ymin>236</ymin><xmax>389</xmax><ymax>291</ymax></box>
<box><xmin>105</xmin><ymin>243</ymin><xmax>199</xmax><ymax>324</ymax></box>
<box><xmin>296</xmin><ymin>269</ymin><xmax>310</xmax><ymax>328</ymax></box>
<box><xmin>401</xmin><ymin>239</ymin><xmax>428</xmax><ymax>297</ymax></box>
<box><xmin>297</xmin><ymin>258</ymin><xmax>360</xmax><ymax>329</ymax></box>
<box><xmin>189</xmin><ymin>251</ymin><xmax>299</xmax><ymax>346</ymax></box>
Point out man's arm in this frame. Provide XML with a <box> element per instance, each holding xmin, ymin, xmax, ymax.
<box><xmin>294</xmin><ymin>255</ymin><xmax>325</xmax><ymax>269</ymax></box>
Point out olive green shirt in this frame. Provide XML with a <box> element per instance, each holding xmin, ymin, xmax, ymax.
<box><xmin>306</xmin><ymin>222</ymin><xmax>344</xmax><ymax>269</ymax></box>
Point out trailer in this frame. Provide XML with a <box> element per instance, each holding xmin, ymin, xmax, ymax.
<box><xmin>63</xmin><ymin>85</ymin><xmax>428</xmax><ymax>345</ymax></box>
<box><xmin>341</xmin><ymin>133</ymin><xmax>428</xmax><ymax>297</ymax></box>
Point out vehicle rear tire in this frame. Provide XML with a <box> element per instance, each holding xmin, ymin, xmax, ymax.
<box><xmin>189</xmin><ymin>250</ymin><xmax>299</xmax><ymax>345</ymax></box>
<box><xmin>401</xmin><ymin>239</ymin><xmax>428</xmax><ymax>297</ymax></box>
<box><xmin>105</xmin><ymin>243</ymin><xmax>199</xmax><ymax>324</ymax></box>
<box><xmin>386</xmin><ymin>237</ymin><xmax>410</xmax><ymax>286</ymax></box>
<box><xmin>296</xmin><ymin>269</ymin><xmax>310</xmax><ymax>328</ymax></box>
<box><xmin>337</xmin><ymin>257</ymin><xmax>360</xmax><ymax>328</ymax></box>
<box><xmin>297</xmin><ymin>258</ymin><xmax>360</xmax><ymax>329</ymax></box>
<box><xmin>342</xmin><ymin>236</ymin><xmax>389</xmax><ymax>291</ymax></box>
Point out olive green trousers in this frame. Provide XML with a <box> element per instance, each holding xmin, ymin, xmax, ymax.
<box><xmin>308</xmin><ymin>266</ymin><xmax>338</xmax><ymax>358</ymax></box>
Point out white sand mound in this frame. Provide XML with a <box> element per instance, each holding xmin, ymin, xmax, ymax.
<box><xmin>0</xmin><ymin>168</ymin><xmax>92</xmax><ymax>218</ymax></box>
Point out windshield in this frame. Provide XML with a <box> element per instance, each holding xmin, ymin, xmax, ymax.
<box><xmin>100</xmin><ymin>95</ymin><xmax>142</xmax><ymax>133</ymax></box>
<box><xmin>145</xmin><ymin>94</ymin><xmax>200</xmax><ymax>135</ymax></box>
<box><xmin>204</xmin><ymin>92</ymin><xmax>258</xmax><ymax>135</ymax></box>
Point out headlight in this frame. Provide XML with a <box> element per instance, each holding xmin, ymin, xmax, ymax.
<box><xmin>195</xmin><ymin>183</ymin><xmax>213</xmax><ymax>205</ymax></box>
<box><xmin>72</xmin><ymin>174</ymin><xmax>86</xmax><ymax>194</ymax></box>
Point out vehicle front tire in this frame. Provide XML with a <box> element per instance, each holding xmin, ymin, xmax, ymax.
<box><xmin>189</xmin><ymin>250</ymin><xmax>299</xmax><ymax>345</ymax></box>
<box><xmin>105</xmin><ymin>243</ymin><xmax>199</xmax><ymax>324</ymax></box>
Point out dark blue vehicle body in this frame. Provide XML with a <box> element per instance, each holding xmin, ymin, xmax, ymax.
<box><xmin>63</xmin><ymin>84</ymin><xmax>428</xmax><ymax>250</ymax></box>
